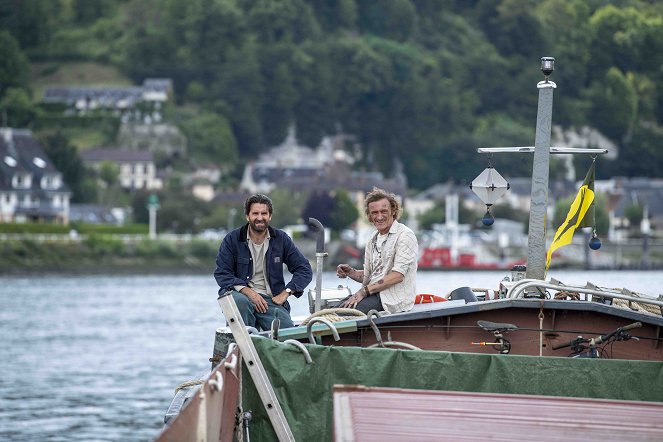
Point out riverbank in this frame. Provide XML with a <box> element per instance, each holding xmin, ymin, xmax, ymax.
<box><xmin>0</xmin><ymin>236</ymin><xmax>215</xmax><ymax>275</ymax></box>
<box><xmin>2</xmin><ymin>235</ymin><xmax>662</xmax><ymax>275</ymax></box>
<box><xmin>0</xmin><ymin>237</ymin><xmax>357</xmax><ymax>275</ymax></box>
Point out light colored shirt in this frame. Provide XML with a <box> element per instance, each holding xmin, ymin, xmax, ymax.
<box><xmin>362</xmin><ymin>220</ymin><xmax>419</xmax><ymax>313</ymax></box>
<box><xmin>234</xmin><ymin>232</ymin><xmax>272</xmax><ymax>296</ymax></box>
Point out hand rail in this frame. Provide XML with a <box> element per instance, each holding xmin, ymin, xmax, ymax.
<box><xmin>507</xmin><ymin>280</ymin><xmax>663</xmax><ymax>309</ymax></box>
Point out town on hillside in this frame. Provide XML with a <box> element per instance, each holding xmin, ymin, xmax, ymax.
<box><xmin>1</xmin><ymin>78</ymin><xmax>662</xmax><ymax>270</ymax></box>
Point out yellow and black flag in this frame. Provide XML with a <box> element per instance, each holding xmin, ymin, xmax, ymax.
<box><xmin>545</xmin><ymin>161</ymin><xmax>596</xmax><ymax>271</ymax></box>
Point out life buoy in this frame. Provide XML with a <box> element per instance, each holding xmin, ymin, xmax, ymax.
<box><xmin>414</xmin><ymin>293</ymin><xmax>447</xmax><ymax>304</ymax></box>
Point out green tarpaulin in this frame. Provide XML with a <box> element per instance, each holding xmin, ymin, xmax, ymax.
<box><xmin>243</xmin><ymin>337</ymin><xmax>663</xmax><ymax>441</ymax></box>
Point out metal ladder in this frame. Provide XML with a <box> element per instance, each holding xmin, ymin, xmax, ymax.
<box><xmin>217</xmin><ymin>293</ymin><xmax>295</xmax><ymax>442</ymax></box>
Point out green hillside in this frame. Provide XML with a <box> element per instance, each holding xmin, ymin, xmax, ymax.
<box><xmin>3</xmin><ymin>0</ymin><xmax>663</xmax><ymax>189</ymax></box>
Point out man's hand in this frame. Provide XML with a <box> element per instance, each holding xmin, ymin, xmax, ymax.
<box><xmin>242</xmin><ymin>287</ymin><xmax>269</xmax><ymax>313</ymax></box>
<box><xmin>336</xmin><ymin>264</ymin><xmax>354</xmax><ymax>278</ymax></box>
<box><xmin>339</xmin><ymin>289</ymin><xmax>367</xmax><ymax>309</ymax></box>
<box><xmin>272</xmin><ymin>291</ymin><xmax>289</xmax><ymax>306</ymax></box>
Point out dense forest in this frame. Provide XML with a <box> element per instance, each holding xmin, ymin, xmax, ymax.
<box><xmin>3</xmin><ymin>0</ymin><xmax>663</xmax><ymax>191</ymax></box>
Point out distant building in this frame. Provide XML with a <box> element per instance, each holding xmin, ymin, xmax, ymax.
<box><xmin>601</xmin><ymin>177</ymin><xmax>663</xmax><ymax>240</ymax></box>
<box><xmin>80</xmin><ymin>148</ymin><xmax>163</xmax><ymax>191</ymax></box>
<box><xmin>42</xmin><ymin>78</ymin><xmax>173</xmax><ymax>123</ymax></box>
<box><xmin>0</xmin><ymin>128</ymin><xmax>71</xmax><ymax>224</ymax></box>
<box><xmin>240</xmin><ymin>129</ymin><xmax>406</xmax><ymax>198</ymax></box>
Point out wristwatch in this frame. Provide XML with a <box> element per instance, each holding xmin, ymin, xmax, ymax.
<box><xmin>285</xmin><ymin>288</ymin><xmax>294</xmax><ymax>295</ymax></box>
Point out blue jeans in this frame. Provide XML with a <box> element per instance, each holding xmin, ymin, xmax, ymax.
<box><xmin>230</xmin><ymin>290</ymin><xmax>294</xmax><ymax>331</ymax></box>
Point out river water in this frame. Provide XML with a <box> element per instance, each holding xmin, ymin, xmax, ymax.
<box><xmin>1</xmin><ymin>270</ymin><xmax>662</xmax><ymax>441</ymax></box>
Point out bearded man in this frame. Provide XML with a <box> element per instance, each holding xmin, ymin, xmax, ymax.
<box><xmin>214</xmin><ymin>194</ymin><xmax>312</xmax><ymax>330</ymax></box>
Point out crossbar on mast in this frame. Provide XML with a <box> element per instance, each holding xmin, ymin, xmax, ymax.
<box><xmin>478</xmin><ymin>147</ymin><xmax>608</xmax><ymax>154</ymax></box>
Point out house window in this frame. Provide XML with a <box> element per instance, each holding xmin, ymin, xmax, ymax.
<box><xmin>12</xmin><ymin>173</ymin><xmax>31</xmax><ymax>189</ymax></box>
<box><xmin>52</xmin><ymin>195</ymin><xmax>61</xmax><ymax>208</ymax></box>
<box><xmin>41</xmin><ymin>174</ymin><xmax>60</xmax><ymax>190</ymax></box>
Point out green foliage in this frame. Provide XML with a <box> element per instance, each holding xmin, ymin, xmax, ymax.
<box><xmin>10</xmin><ymin>0</ymin><xmax>663</xmax><ymax>191</ymax></box>
<box><xmin>0</xmin><ymin>31</ymin><xmax>30</xmax><ymax>98</ymax></box>
<box><xmin>200</xmin><ymin>204</ymin><xmax>243</xmax><ymax>231</ymax></box>
<box><xmin>586</xmin><ymin>67</ymin><xmax>637</xmax><ymax>142</ymax></box>
<box><xmin>624</xmin><ymin>203</ymin><xmax>644</xmax><ymax>227</ymax></box>
<box><xmin>83</xmin><ymin>235</ymin><xmax>125</xmax><ymax>256</ymax></box>
<box><xmin>189</xmin><ymin>239</ymin><xmax>218</xmax><ymax>260</ymax></box>
<box><xmin>74</xmin><ymin>223</ymin><xmax>149</xmax><ymax>235</ymax></box>
<box><xmin>179</xmin><ymin>111</ymin><xmax>238</xmax><ymax>167</ymax></box>
<box><xmin>269</xmin><ymin>188</ymin><xmax>308</xmax><ymax>228</ymax></box>
<box><xmin>329</xmin><ymin>189</ymin><xmax>359</xmax><ymax>231</ymax></box>
<box><xmin>151</xmin><ymin>191</ymin><xmax>214</xmax><ymax>233</ymax></box>
<box><xmin>0</xmin><ymin>0</ymin><xmax>55</xmax><ymax>50</ymax></box>
<box><xmin>417</xmin><ymin>205</ymin><xmax>445</xmax><ymax>231</ymax></box>
<box><xmin>0</xmin><ymin>222</ymin><xmax>70</xmax><ymax>234</ymax></box>
<box><xmin>0</xmin><ymin>88</ymin><xmax>35</xmax><ymax>127</ymax></box>
<box><xmin>37</xmin><ymin>129</ymin><xmax>96</xmax><ymax>203</ymax></box>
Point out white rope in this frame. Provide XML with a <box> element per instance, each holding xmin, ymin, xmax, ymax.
<box><xmin>300</xmin><ymin>308</ymin><xmax>367</xmax><ymax>325</ymax></box>
<box><xmin>174</xmin><ymin>379</ymin><xmax>205</xmax><ymax>394</ymax></box>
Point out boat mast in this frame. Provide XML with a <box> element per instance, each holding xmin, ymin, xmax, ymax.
<box><xmin>477</xmin><ymin>57</ymin><xmax>607</xmax><ymax>280</ymax></box>
<box><xmin>526</xmin><ymin>61</ymin><xmax>556</xmax><ymax>280</ymax></box>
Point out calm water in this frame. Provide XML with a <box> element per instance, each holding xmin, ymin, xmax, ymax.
<box><xmin>1</xmin><ymin>270</ymin><xmax>662</xmax><ymax>441</ymax></box>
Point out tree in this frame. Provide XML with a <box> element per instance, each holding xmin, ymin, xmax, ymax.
<box><xmin>180</xmin><ymin>111</ymin><xmax>238</xmax><ymax>167</ymax></box>
<box><xmin>586</xmin><ymin>67</ymin><xmax>637</xmax><ymax>142</ymax></box>
<box><xmin>624</xmin><ymin>202</ymin><xmax>643</xmax><ymax>229</ymax></box>
<box><xmin>72</xmin><ymin>0</ymin><xmax>117</xmax><ymax>24</ymax></box>
<box><xmin>356</xmin><ymin>0</ymin><xmax>416</xmax><ymax>42</ymax></box>
<box><xmin>215</xmin><ymin>43</ymin><xmax>265</xmax><ymax>156</ymax></box>
<box><xmin>329</xmin><ymin>189</ymin><xmax>359</xmax><ymax>232</ymax></box>
<box><xmin>269</xmin><ymin>187</ymin><xmax>308</xmax><ymax>228</ymax></box>
<box><xmin>0</xmin><ymin>88</ymin><xmax>35</xmax><ymax>127</ymax></box>
<box><xmin>0</xmin><ymin>0</ymin><xmax>54</xmax><ymax>50</ymax></box>
<box><xmin>246</xmin><ymin>0</ymin><xmax>320</xmax><ymax>44</ymax></box>
<box><xmin>417</xmin><ymin>204</ymin><xmax>445</xmax><ymax>231</ymax></box>
<box><xmin>258</xmin><ymin>47</ymin><xmax>298</xmax><ymax>145</ymax></box>
<box><xmin>301</xmin><ymin>190</ymin><xmax>335</xmax><ymax>229</ymax></box>
<box><xmin>0</xmin><ymin>31</ymin><xmax>30</xmax><ymax>99</ymax></box>
<box><xmin>38</xmin><ymin>130</ymin><xmax>95</xmax><ymax>203</ymax></box>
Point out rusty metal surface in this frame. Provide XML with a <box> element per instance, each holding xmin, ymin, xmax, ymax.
<box><xmin>155</xmin><ymin>345</ymin><xmax>241</xmax><ymax>442</ymax></box>
<box><xmin>333</xmin><ymin>385</ymin><xmax>663</xmax><ymax>441</ymax></box>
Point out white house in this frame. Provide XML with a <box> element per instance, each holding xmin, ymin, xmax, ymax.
<box><xmin>0</xmin><ymin>128</ymin><xmax>71</xmax><ymax>224</ymax></box>
<box><xmin>80</xmin><ymin>148</ymin><xmax>163</xmax><ymax>191</ymax></box>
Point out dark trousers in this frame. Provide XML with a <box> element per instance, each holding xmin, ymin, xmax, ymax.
<box><xmin>336</xmin><ymin>293</ymin><xmax>383</xmax><ymax>314</ymax></box>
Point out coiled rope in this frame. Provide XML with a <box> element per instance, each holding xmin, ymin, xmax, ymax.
<box><xmin>300</xmin><ymin>308</ymin><xmax>367</xmax><ymax>326</ymax></box>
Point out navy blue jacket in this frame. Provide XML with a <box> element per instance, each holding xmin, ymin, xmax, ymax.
<box><xmin>214</xmin><ymin>223</ymin><xmax>312</xmax><ymax>312</ymax></box>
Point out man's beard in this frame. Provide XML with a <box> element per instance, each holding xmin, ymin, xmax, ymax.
<box><xmin>250</xmin><ymin>220</ymin><xmax>268</xmax><ymax>232</ymax></box>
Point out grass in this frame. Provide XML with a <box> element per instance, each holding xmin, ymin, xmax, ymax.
<box><xmin>64</xmin><ymin>127</ymin><xmax>111</xmax><ymax>149</ymax></box>
<box><xmin>31</xmin><ymin>61</ymin><xmax>133</xmax><ymax>103</ymax></box>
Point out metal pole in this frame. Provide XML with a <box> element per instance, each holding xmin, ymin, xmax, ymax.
<box><xmin>308</xmin><ymin>218</ymin><xmax>327</xmax><ymax>312</ymax></box>
<box><xmin>526</xmin><ymin>80</ymin><xmax>556</xmax><ymax>280</ymax></box>
<box><xmin>149</xmin><ymin>207</ymin><xmax>157</xmax><ymax>239</ymax></box>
